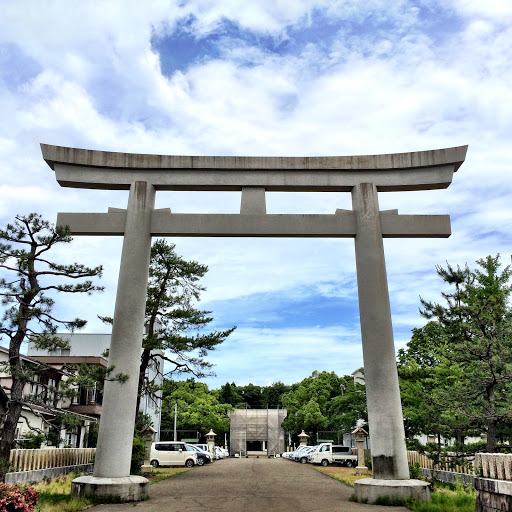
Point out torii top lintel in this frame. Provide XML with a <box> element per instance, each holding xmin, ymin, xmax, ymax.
<box><xmin>41</xmin><ymin>144</ymin><xmax>468</xmax><ymax>192</ymax></box>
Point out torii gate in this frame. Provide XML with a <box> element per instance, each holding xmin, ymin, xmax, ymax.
<box><xmin>42</xmin><ymin>143</ymin><xmax>467</xmax><ymax>503</ymax></box>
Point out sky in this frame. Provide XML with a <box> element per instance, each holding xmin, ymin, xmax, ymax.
<box><xmin>0</xmin><ymin>0</ymin><xmax>511</xmax><ymax>390</ymax></box>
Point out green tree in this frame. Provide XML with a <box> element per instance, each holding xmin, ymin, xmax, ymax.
<box><xmin>398</xmin><ymin>322</ymin><xmax>474</xmax><ymax>445</ymax></box>
<box><xmin>161</xmin><ymin>379</ymin><xmax>231</xmax><ymax>442</ymax></box>
<box><xmin>237</xmin><ymin>383</ymin><xmax>263</xmax><ymax>409</ymax></box>
<box><xmin>302</xmin><ymin>399</ymin><xmax>328</xmax><ymax>432</ymax></box>
<box><xmin>419</xmin><ymin>255</ymin><xmax>512</xmax><ymax>452</ymax></box>
<box><xmin>0</xmin><ymin>213</ymin><xmax>103</xmax><ymax>480</ymax></box>
<box><xmin>328</xmin><ymin>375</ymin><xmax>367</xmax><ymax>434</ymax></box>
<box><xmin>216</xmin><ymin>382</ymin><xmax>243</xmax><ymax>407</ymax></box>
<box><xmin>281</xmin><ymin>371</ymin><xmax>353</xmax><ymax>443</ymax></box>
<box><xmin>261</xmin><ymin>381</ymin><xmax>290</xmax><ymax>409</ymax></box>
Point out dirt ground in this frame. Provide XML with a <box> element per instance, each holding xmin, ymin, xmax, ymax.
<box><xmin>92</xmin><ymin>457</ymin><xmax>408</xmax><ymax>512</ymax></box>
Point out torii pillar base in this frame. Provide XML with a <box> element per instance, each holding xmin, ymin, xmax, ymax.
<box><xmin>354</xmin><ymin>479</ymin><xmax>431</xmax><ymax>504</ymax></box>
<box><xmin>71</xmin><ymin>476</ymin><xmax>149</xmax><ymax>503</ymax></box>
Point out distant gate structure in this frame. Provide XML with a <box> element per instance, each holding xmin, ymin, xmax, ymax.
<box><xmin>229</xmin><ymin>409</ymin><xmax>287</xmax><ymax>456</ymax></box>
<box><xmin>42</xmin><ymin>143</ymin><xmax>467</xmax><ymax>502</ymax></box>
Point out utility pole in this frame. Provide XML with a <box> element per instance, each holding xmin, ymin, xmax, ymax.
<box><xmin>173</xmin><ymin>402</ymin><xmax>177</xmax><ymax>442</ymax></box>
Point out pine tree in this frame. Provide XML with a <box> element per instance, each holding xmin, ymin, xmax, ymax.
<box><xmin>0</xmin><ymin>213</ymin><xmax>103</xmax><ymax>479</ymax></box>
<box><xmin>419</xmin><ymin>255</ymin><xmax>512</xmax><ymax>452</ymax></box>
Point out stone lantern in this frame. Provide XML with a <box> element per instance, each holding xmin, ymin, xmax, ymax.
<box><xmin>298</xmin><ymin>430</ymin><xmax>309</xmax><ymax>446</ymax></box>
<box><xmin>351</xmin><ymin>426</ymin><xmax>369</xmax><ymax>475</ymax></box>
<box><xmin>140</xmin><ymin>425</ymin><xmax>157</xmax><ymax>475</ymax></box>
<box><xmin>206</xmin><ymin>428</ymin><xmax>216</xmax><ymax>457</ymax></box>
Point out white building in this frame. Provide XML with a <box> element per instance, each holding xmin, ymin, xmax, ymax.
<box><xmin>0</xmin><ymin>346</ymin><xmax>96</xmax><ymax>447</ymax></box>
<box><xmin>27</xmin><ymin>333</ymin><xmax>163</xmax><ymax>441</ymax></box>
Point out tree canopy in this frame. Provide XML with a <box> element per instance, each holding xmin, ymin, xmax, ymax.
<box><xmin>280</xmin><ymin>371</ymin><xmax>367</xmax><ymax>444</ymax></box>
<box><xmin>161</xmin><ymin>379</ymin><xmax>232</xmax><ymax>442</ymax></box>
<box><xmin>398</xmin><ymin>255</ymin><xmax>512</xmax><ymax>452</ymax></box>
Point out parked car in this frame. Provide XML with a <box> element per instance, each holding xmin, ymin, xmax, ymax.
<box><xmin>214</xmin><ymin>446</ymin><xmax>225</xmax><ymax>459</ymax></box>
<box><xmin>221</xmin><ymin>447</ymin><xmax>229</xmax><ymax>458</ymax></box>
<box><xmin>292</xmin><ymin>445</ymin><xmax>315</xmax><ymax>462</ymax></box>
<box><xmin>283</xmin><ymin>444</ymin><xmax>311</xmax><ymax>462</ymax></box>
<box><xmin>283</xmin><ymin>446</ymin><xmax>307</xmax><ymax>460</ymax></box>
<box><xmin>308</xmin><ymin>443</ymin><xmax>357</xmax><ymax>467</ymax></box>
<box><xmin>195</xmin><ymin>443</ymin><xmax>216</xmax><ymax>459</ymax></box>
<box><xmin>150</xmin><ymin>441</ymin><xmax>197</xmax><ymax>468</ymax></box>
<box><xmin>296</xmin><ymin>446</ymin><xmax>317</xmax><ymax>464</ymax></box>
<box><xmin>186</xmin><ymin>444</ymin><xmax>212</xmax><ymax>466</ymax></box>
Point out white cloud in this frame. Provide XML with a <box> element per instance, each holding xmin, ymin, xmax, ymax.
<box><xmin>203</xmin><ymin>324</ymin><xmax>363</xmax><ymax>387</ymax></box>
<box><xmin>0</xmin><ymin>1</ymin><xmax>511</xmax><ymax>386</ymax></box>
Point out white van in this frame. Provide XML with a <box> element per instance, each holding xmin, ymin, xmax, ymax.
<box><xmin>150</xmin><ymin>441</ymin><xmax>197</xmax><ymax>468</ymax></box>
<box><xmin>308</xmin><ymin>443</ymin><xmax>357</xmax><ymax>467</ymax></box>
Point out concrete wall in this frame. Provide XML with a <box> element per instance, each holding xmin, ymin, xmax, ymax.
<box><xmin>5</xmin><ymin>463</ymin><xmax>94</xmax><ymax>485</ymax></box>
<box><xmin>421</xmin><ymin>468</ymin><xmax>474</xmax><ymax>486</ymax></box>
<box><xmin>28</xmin><ymin>333</ymin><xmax>112</xmax><ymax>357</ymax></box>
<box><xmin>475</xmin><ymin>477</ymin><xmax>512</xmax><ymax>512</ymax></box>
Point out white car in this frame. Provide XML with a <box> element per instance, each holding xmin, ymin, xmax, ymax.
<box><xmin>214</xmin><ymin>446</ymin><xmax>225</xmax><ymax>459</ymax></box>
<box><xmin>150</xmin><ymin>441</ymin><xmax>197</xmax><ymax>468</ymax></box>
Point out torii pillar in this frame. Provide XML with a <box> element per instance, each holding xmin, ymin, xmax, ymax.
<box><xmin>41</xmin><ymin>143</ymin><xmax>467</xmax><ymax>503</ymax></box>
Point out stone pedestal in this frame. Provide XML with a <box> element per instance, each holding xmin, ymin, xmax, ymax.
<box><xmin>71</xmin><ymin>475</ymin><xmax>149</xmax><ymax>502</ymax></box>
<box><xmin>354</xmin><ymin>478</ymin><xmax>430</xmax><ymax>504</ymax></box>
<box><xmin>356</xmin><ymin>465</ymin><xmax>370</xmax><ymax>476</ymax></box>
<box><xmin>141</xmin><ymin>465</ymin><xmax>153</xmax><ymax>476</ymax></box>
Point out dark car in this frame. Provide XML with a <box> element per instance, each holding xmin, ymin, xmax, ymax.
<box><xmin>186</xmin><ymin>444</ymin><xmax>212</xmax><ymax>466</ymax></box>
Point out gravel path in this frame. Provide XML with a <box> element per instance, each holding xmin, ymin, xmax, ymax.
<box><xmin>92</xmin><ymin>458</ymin><xmax>408</xmax><ymax>511</ymax></box>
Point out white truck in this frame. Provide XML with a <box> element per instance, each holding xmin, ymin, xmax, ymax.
<box><xmin>308</xmin><ymin>443</ymin><xmax>358</xmax><ymax>467</ymax></box>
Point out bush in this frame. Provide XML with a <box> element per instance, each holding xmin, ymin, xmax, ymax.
<box><xmin>0</xmin><ymin>483</ymin><xmax>40</xmax><ymax>511</ymax></box>
<box><xmin>16</xmin><ymin>432</ymin><xmax>45</xmax><ymax>450</ymax></box>
<box><xmin>131</xmin><ymin>433</ymin><xmax>147</xmax><ymax>475</ymax></box>
<box><xmin>452</xmin><ymin>441</ymin><xmax>486</xmax><ymax>454</ymax></box>
<box><xmin>406</xmin><ymin>438</ymin><xmax>426</xmax><ymax>452</ymax></box>
<box><xmin>409</xmin><ymin>461</ymin><xmax>423</xmax><ymax>479</ymax></box>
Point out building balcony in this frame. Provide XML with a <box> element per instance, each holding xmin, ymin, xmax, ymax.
<box><xmin>68</xmin><ymin>403</ymin><xmax>102</xmax><ymax>416</ymax></box>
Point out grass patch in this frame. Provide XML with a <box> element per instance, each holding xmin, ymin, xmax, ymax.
<box><xmin>314</xmin><ymin>466</ymin><xmax>476</xmax><ymax>511</ymax></box>
<box><xmin>313</xmin><ymin>465</ymin><xmax>372</xmax><ymax>486</ymax></box>
<box><xmin>407</xmin><ymin>485</ymin><xmax>476</xmax><ymax>512</ymax></box>
<box><xmin>147</xmin><ymin>467</ymin><xmax>191</xmax><ymax>484</ymax></box>
<box><xmin>36</xmin><ymin>494</ymin><xmax>92</xmax><ymax>512</ymax></box>
<box><xmin>33</xmin><ymin>473</ymin><xmax>92</xmax><ymax>512</ymax></box>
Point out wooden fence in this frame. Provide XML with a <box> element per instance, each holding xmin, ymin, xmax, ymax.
<box><xmin>475</xmin><ymin>453</ymin><xmax>512</xmax><ymax>481</ymax></box>
<box><xmin>407</xmin><ymin>450</ymin><xmax>475</xmax><ymax>475</ymax></box>
<box><xmin>9</xmin><ymin>448</ymin><xmax>96</xmax><ymax>472</ymax></box>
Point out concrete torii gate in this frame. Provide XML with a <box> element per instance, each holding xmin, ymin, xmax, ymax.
<box><xmin>42</xmin><ymin>143</ymin><xmax>467</xmax><ymax>503</ymax></box>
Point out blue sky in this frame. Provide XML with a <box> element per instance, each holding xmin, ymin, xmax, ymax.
<box><xmin>0</xmin><ymin>0</ymin><xmax>511</xmax><ymax>389</ymax></box>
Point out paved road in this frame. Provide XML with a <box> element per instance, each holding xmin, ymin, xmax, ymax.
<box><xmin>92</xmin><ymin>458</ymin><xmax>408</xmax><ymax>512</ymax></box>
